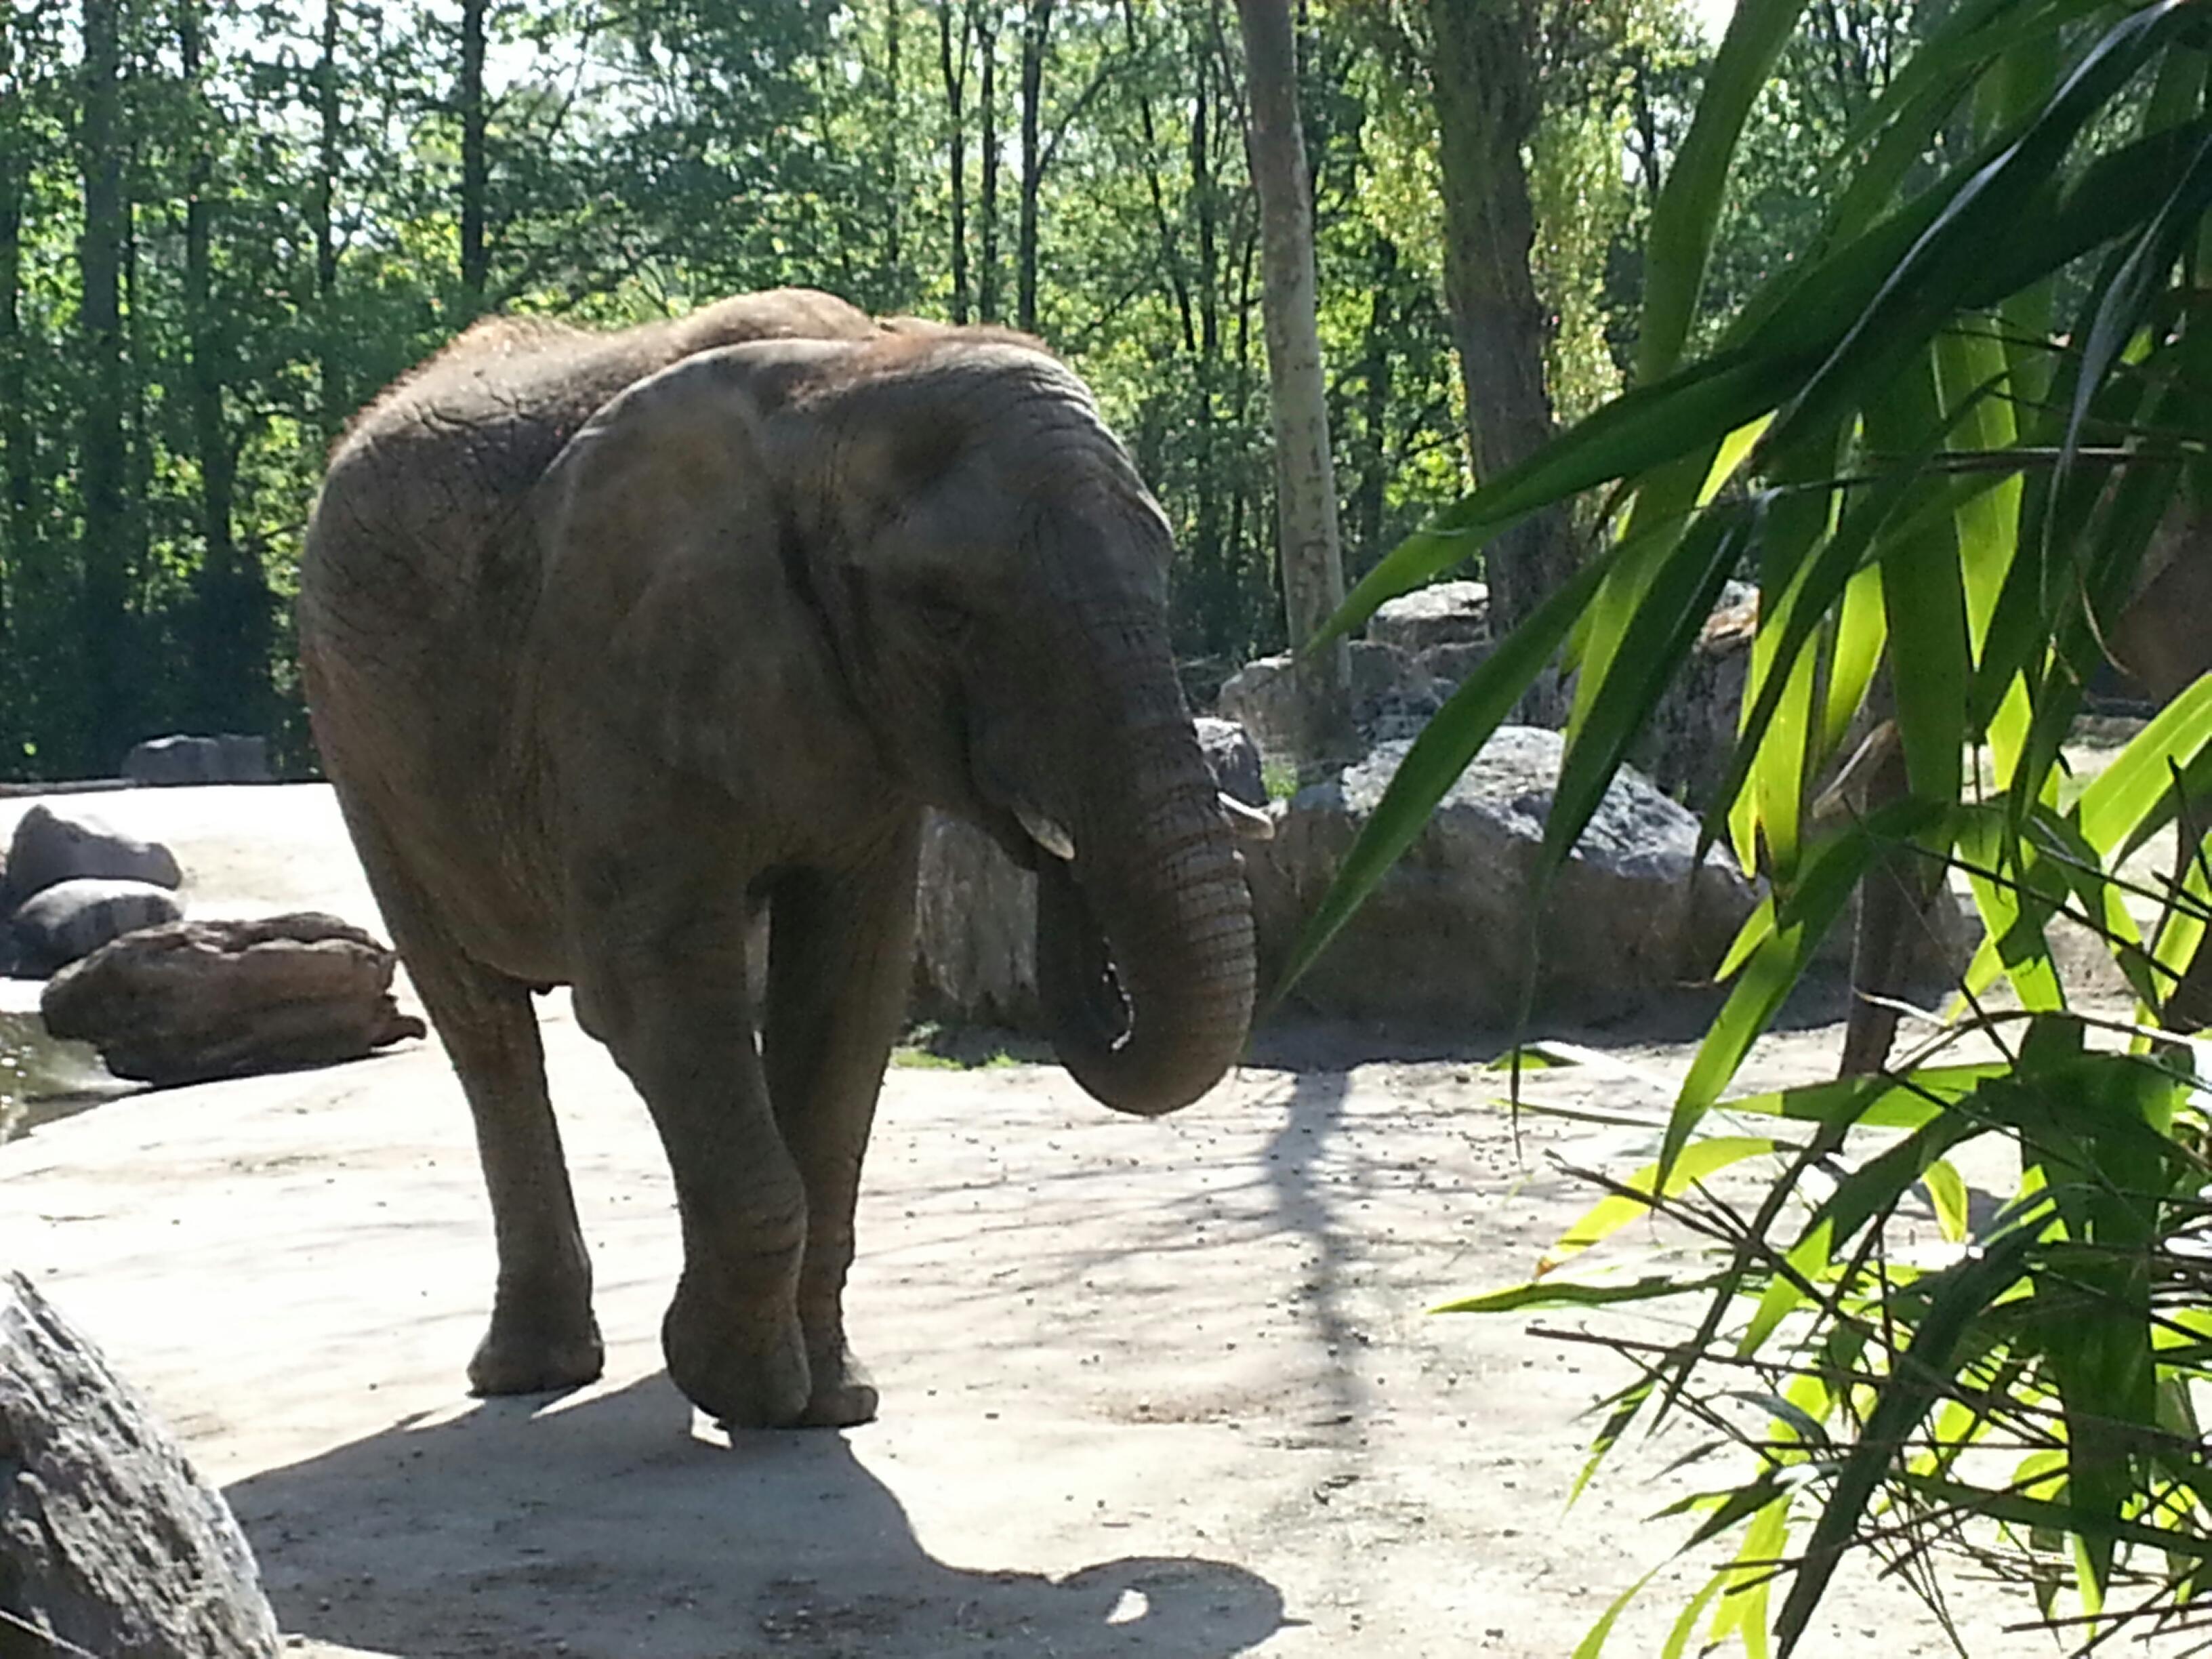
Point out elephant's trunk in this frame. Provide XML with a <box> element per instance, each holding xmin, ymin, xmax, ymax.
<box><xmin>1035</xmin><ymin>630</ymin><xmax>1255</xmax><ymax>1117</ymax></box>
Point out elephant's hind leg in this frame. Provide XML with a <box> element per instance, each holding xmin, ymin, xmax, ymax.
<box><xmin>337</xmin><ymin>796</ymin><xmax>603</xmax><ymax>1397</ymax></box>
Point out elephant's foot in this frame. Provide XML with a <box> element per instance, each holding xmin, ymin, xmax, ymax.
<box><xmin>468</xmin><ymin>1294</ymin><xmax>605</xmax><ymax>1397</ymax></box>
<box><xmin>662</xmin><ymin>1275</ymin><xmax>813</xmax><ymax>1429</ymax></box>
<box><xmin>796</xmin><ymin>1340</ymin><xmax>879</xmax><ymax>1428</ymax></box>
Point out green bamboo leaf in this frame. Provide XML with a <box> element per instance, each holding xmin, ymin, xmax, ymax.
<box><xmin>1572</xmin><ymin>1563</ymin><xmax>1663</xmax><ymax>1659</ymax></box>
<box><xmin>1893</xmin><ymin>1469</ymin><xmax>2212</xmax><ymax>1560</ymax></box>
<box><xmin>2074</xmin><ymin>673</ymin><xmax>2212</xmax><ymax>862</ymax></box>
<box><xmin>1924</xmin><ymin>1158</ymin><xmax>1972</xmax><ymax>1244</ymax></box>
<box><xmin>1659</xmin><ymin>1572</ymin><xmax>1728</xmax><ymax>1659</ymax></box>
<box><xmin>1957</xmin><ymin>804</ymin><xmax>2067</xmax><ymax>1010</ymax></box>
<box><xmin>1868</xmin><ymin>353</ymin><xmax>1970</xmax><ymax>805</ymax></box>
<box><xmin>1711</xmin><ymin>1496</ymin><xmax>1790</xmax><ymax>1659</ymax></box>
<box><xmin>1717</xmin><ymin>1061</ymin><xmax>2012</xmax><ymax>1132</ymax></box>
<box><xmin>1715</xmin><ymin>895</ymin><xmax>1778</xmax><ymax>983</ymax></box>
<box><xmin>1543</xmin><ymin>1136</ymin><xmax>1782</xmax><ymax>1271</ymax></box>
<box><xmin>1430</xmin><ymin>1273</ymin><xmax>1729</xmax><ymax>1317</ymax></box>
<box><xmin>1571</xmin><ymin>1378</ymin><xmax>1658</xmax><ymax>1507</ymax></box>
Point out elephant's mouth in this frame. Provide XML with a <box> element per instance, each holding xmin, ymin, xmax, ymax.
<box><xmin>1036</xmin><ymin>857</ymin><xmax>1133</xmax><ymax>1057</ymax></box>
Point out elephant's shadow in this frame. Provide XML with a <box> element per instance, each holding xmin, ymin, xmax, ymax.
<box><xmin>224</xmin><ymin>1372</ymin><xmax>1285</xmax><ymax>1659</ymax></box>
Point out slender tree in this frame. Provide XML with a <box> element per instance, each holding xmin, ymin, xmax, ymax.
<box><xmin>77</xmin><ymin>0</ymin><xmax>128</xmax><ymax>768</ymax></box>
<box><xmin>0</xmin><ymin>4</ymin><xmax>26</xmax><ymax>680</ymax></box>
<box><xmin>937</xmin><ymin>1</ymin><xmax>971</xmax><ymax>321</ymax></box>
<box><xmin>178</xmin><ymin>0</ymin><xmax>266</xmax><ymax>735</ymax></box>
<box><xmin>458</xmin><ymin>0</ymin><xmax>489</xmax><ymax>306</ymax></box>
<box><xmin>313</xmin><ymin>0</ymin><xmax>346</xmax><ymax>438</ymax></box>
<box><xmin>1015</xmin><ymin>0</ymin><xmax>1054</xmax><ymax>333</ymax></box>
<box><xmin>973</xmin><ymin>0</ymin><xmax>1000</xmax><ymax>322</ymax></box>
<box><xmin>882</xmin><ymin>0</ymin><xmax>903</xmax><ymax>289</ymax></box>
<box><xmin>1233</xmin><ymin>0</ymin><xmax>1349</xmax><ymax>758</ymax></box>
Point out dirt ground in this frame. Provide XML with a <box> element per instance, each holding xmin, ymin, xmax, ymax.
<box><xmin>0</xmin><ymin>786</ymin><xmax>2107</xmax><ymax>1656</ymax></box>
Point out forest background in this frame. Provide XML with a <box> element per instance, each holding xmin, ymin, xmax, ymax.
<box><xmin>0</xmin><ymin>0</ymin><xmax>1905</xmax><ymax>779</ymax></box>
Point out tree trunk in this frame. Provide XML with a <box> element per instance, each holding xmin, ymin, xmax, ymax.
<box><xmin>884</xmin><ymin>0</ymin><xmax>903</xmax><ymax>291</ymax></box>
<box><xmin>1119</xmin><ymin>0</ymin><xmax>1193</xmax><ymax>354</ymax></box>
<box><xmin>1233</xmin><ymin>0</ymin><xmax>1350</xmax><ymax>762</ymax></box>
<box><xmin>180</xmin><ymin>0</ymin><xmax>259</xmax><ymax>735</ymax></box>
<box><xmin>1350</xmin><ymin>234</ymin><xmax>1397</xmax><ymax>576</ymax></box>
<box><xmin>314</xmin><ymin>0</ymin><xmax>344</xmax><ymax>438</ymax></box>
<box><xmin>1430</xmin><ymin>0</ymin><xmax>1576</xmax><ymax>714</ymax></box>
<box><xmin>937</xmin><ymin>2</ymin><xmax>970</xmax><ymax>323</ymax></box>
<box><xmin>1015</xmin><ymin>0</ymin><xmax>1054</xmax><ymax>333</ymax></box>
<box><xmin>0</xmin><ymin>9</ymin><xmax>24</xmax><ymax>686</ymax></box>
<box><xmin>1186</xmin><ymin>18</ymin><xmax>1225</xmax><ymax>656</ymax></box>
<box><xmin>974</xmin><ymin>0</ymin><xmax>1000</xmax><ymax>323</ymax></box>
<box><xmin>79</xmin><ymin>0</ymin><xmax>129</xmax><ymax>771</ymax></box>
<box><xmin>459</xmin><ymin>0</ymin><xmax>489</xmax><ymax>307</ymax></box>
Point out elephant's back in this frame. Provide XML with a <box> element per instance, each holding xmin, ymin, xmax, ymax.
<box><xmin>300</xmin><ymin>288</ymin><xmax>879</xmax><ymax>637</ymax></box>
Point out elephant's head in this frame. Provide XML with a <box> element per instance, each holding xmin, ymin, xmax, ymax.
<box><xmin>537</xmin><ymin>329</ymin><xmax>1255</xmax><ymax>1116</ymax></box>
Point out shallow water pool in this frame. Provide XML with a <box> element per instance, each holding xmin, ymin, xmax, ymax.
<box><xmin>0</xmin><ymin>1006</ymin><xmax>130</xmax><ymax>1144</ymax></box>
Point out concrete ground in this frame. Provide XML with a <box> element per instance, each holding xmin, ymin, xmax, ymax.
<box><xmin>0</xmin><ymin>787</ymin><xmax>2114</xmax><ymax>1656</ymax></box>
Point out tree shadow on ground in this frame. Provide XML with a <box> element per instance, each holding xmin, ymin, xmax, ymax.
<box><xmin>226</xmin><ymin>1372</ymin><xmax>1283</xmax><ymax>1659</ymax></box>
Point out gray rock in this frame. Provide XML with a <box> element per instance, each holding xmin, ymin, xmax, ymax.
<box><xmin>1</xmin><ymin>804</ymin><xmax>182</xmax><ymax>912</ymax></box>
<box><xmin>1411</xmin><ymin>639</ymin><xmax>1492</xmax><ymax>690</ymax></box>
<box><xmin>1245</xmin><ymin>727</ymin><xmax>1761</xmax><ymax>1027</ymax></box>
<box><xmin>0</xmin><ymin>1271</ymin><xmax>281</xmax><ymax>1659</ymax></box>
<box><xmin>1365</xmin><ymin>580</ymin><xmax>1490</xmax><ymax>654</ymax></box>
<box><xmin>912</xmin><ymin>813</ymin><xmax>1040</xmax><ymax>1030</ymax></box>
<box><xmin>1195</xmin><ymin>718</ymin><xmax>1265</xmax><ymax>807</ymax></box>
<box><xmin>1633</xmin><ymin>591</ymin><xmax>1757</xmax><ymax>808</ymax></box>
<box><xmin>40</xmin><ymin>913</ymin><xmax>426</xmax><ymax>1086</ymax></box>
<box><xmin>1218</xmin><ymin>642</ymin><xmax>1445</xmax><ymax>771</ymax></box>
<box><xmin>7</xmin><ymin>878</ymin><xmax>185</xmax><ymax>977</ymax></box>
<box><xmin>123</xmin><ymin>734</ymin><xmax>271</xmax><ymax>787</ymax></box>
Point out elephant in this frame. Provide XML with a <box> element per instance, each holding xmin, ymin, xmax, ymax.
<box><xmin>296</xmin><ymin>288</ymin><xmax>1258</xmax><ymax>1430</ymax></box>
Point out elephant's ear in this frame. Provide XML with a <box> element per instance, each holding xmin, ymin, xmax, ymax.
<box><xmin>527</xmin><ymin>348</ymin><xmax>864</xmax><ymax>786</ymax></box>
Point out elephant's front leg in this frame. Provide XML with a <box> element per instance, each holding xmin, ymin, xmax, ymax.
<box><xmin>762</xmin><ymin>820</ymin><xmax>922</xmax><ymax>1428</ymax></box>
<box><xmin>573</xmin><ymin>881</ymin><xmax>813</xmax><ymax>1429</ymax></box>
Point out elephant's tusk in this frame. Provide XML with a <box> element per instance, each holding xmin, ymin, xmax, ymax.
<box><xmin>1219</xmin><ymin>792</ymin><xmax>1275</xmax><ymax>842</ymax></box>
<box><xmin>1017</xmin><ymin>803</ymin><xmax>1077</xmax><ymax>862</ymax></box>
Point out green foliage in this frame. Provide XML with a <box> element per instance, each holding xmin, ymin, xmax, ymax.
<box><xmin>11</xmin><ymin>0</ymin><xmax>1621</xmax><ymax>776</ymax></box>
<box><xmin>1287</xmin><ymin>0</ymin><xmax>2212</xmax><ymax>1647</ymax></box>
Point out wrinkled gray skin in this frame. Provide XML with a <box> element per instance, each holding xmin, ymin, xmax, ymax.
<box><xmin>297</xmin><ymin>289</ymin><xmax>1255</xmax><ymax>1429</ymax></box>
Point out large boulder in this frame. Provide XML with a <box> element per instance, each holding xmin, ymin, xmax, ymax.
<box><xmin>1246</xmin><ymin>727</ymin><xmax>1761</xmax><ymax>1027</ymax></box>
<box><xmin>1</xmin><ymin>804</ymin><xmax>181</xmax><ymax>912</ymax></box>
<box><xmin>1365</xmin><ymin>579</ymin><xmax>1490</xmax><ymax>654</ymax></box>
<box><xmin>122</xmin><ymin>734</ymin><xmax>272</xmax><ymax>787</ymax></box>
<box><xmin>40</xmin><ymin>912</ymin><xmax>425</xmax><ymax>1086</ymax></box>
<box><xmin>1</xmin><ymin>1271</ymin><xmax>281</xmax><ymax>1659</ymax></box>
<box><xmin>7</xmin><ymin>878</ymin><xmax>184</xmax><ymax>977</ymax></box>
<box><xmin>912</xmin><ymin>813</ymin><xmax>1040</xmax><ymax>1030</ymax></box>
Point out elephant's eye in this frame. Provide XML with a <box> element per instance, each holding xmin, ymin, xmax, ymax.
<box><xmin>916</xmin><ymin>592</ymin><xmax>972</xmax><ymax>641</ymax></box>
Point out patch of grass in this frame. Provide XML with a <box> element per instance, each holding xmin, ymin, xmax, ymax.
<box><xmin>1262</xmin><ymin>759</ymin><xmax>1299</xmax><ymax>801</ymax></box>
<box><xmin>890</xmin><ymin>1020</ymin><xmax>1033</xmax><ymax>1070</ymax></box>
